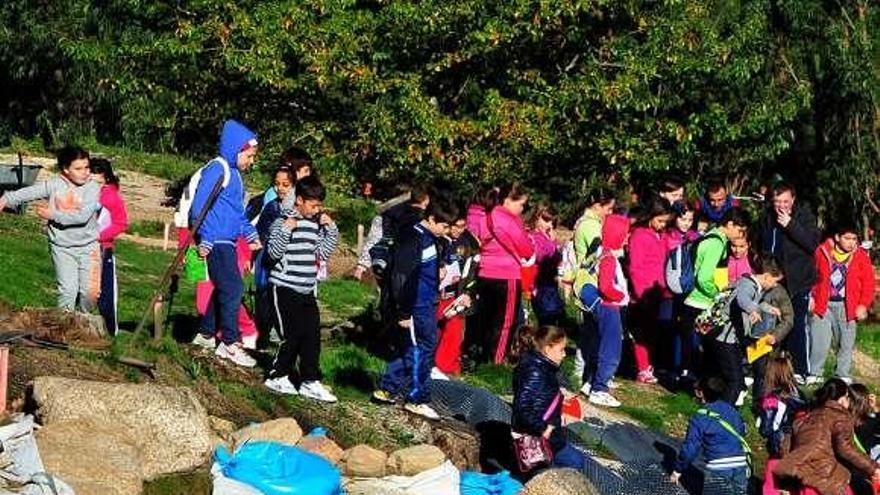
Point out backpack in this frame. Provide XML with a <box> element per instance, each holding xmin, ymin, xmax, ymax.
<box><xmin>575</xmin><ymin>249</ymin><xmax>609</xmax><ymax>313</ymax></box>
<box><xmin>694</xmin><ymin>286</ymin><xmax>737</xmax><ymax>338</ymax></box>
<box><xmin>665</xmin><ymin>232</ymin><xmax>722</xmax><ymax>295</ymax></box>
<box><xmin>173</xmin><ymin>157</ymin><xmax>231</xmax><ymax>229</ymax></box>
<box><xmin>369</xmin><ymin>232</ymin><xmax>395</xmax><ymax>278</ymax></box>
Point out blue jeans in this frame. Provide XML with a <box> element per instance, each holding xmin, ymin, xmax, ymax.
<box><xmin>706</xmin><ymin>466</ymin><xmax>749</xmax><ymax>494</ymax></box>
<box><xmin>380</xmin><ymin>307</ymin><xmax>437</xmax><ymax>404</ymax></box>
<box><xmin>591</xmin><ymin>304</ymin><xmax>622</xmax><ymax>393</ymax></box>
<box><xmin>554</xmin><ymin>442</ymin><xmax>587</xmax><ymax>470</ymax></box>
<box><xmin>200</xmin><ymin>243</ymin><xmax>243</xmax><ymax>344</ymax></box>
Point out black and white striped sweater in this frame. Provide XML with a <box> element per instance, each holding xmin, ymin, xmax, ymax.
<box><xmin>266</xmin><ymin>210</ymin><xmax>339</xmax><ymax>294</ymax></box>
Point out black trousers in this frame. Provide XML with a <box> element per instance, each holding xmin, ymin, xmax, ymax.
<box><xmin>705</xmin><ymin>339</ymin><xmax>744</xmax><ymax>405</ymax></box>
<box><xmin>269</xmin><ymin>284</ymin><xmax>321</xmax><ymax>382</ymax></box>
<box><xmin>470</xmin><ymin>278</ymin><xmax>521</xmax><ymax>365</ymax></box>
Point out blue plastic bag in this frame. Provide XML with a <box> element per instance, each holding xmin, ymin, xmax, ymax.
<box><xmin>215</xmin><ymin>441</ymin><xmax>342</xmax><ymax>495</ymax></box>
<box><xmin>460</xmin><ymin>470</ymin><xmax>523</xmax><ymax>495</ymax></box>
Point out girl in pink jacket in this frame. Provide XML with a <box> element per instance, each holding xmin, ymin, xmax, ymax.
<box><xmin>90</xmin><ymin>159</ymin><xmax>129</xmax><ymax>335</ymax></box>
<box><xmin>528</xmin><ymin>203</ymin><xmax>563</xmax><ymax>326</ymax></box>
<box><xmin>627</xmin><ymin>199</ymin><xmax>672</xmax><ymax>384</ymax></box>
<box><xmin>470</xmin><ymin>184</ymin><xmax>535</xmax><ymax>365</ymax></box>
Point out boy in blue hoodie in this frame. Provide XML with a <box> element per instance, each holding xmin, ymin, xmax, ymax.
<box><xmin>373</xmin><ymin>198</ymin><xmax>458</xmax><ymax>420</ymax></box>
<box><xmin>670</xmin><ymin>376</ymin><xmax>750</xmax><ymax>494</ymax></box>
<box><xmin>190</xmin><ymin>120</ymin><xmax>261</xmax><ymax>368</ymax></box>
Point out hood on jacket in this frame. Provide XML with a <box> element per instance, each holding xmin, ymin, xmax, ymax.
<box><xmin>219</xmin><ymin>120</ymin><xmax>258</xmax><ymax>167</ymax></box>
<box><xmin>601</xmin><ymin>214</ymin><xmax>629</xmax><ymax>251</ymax></box>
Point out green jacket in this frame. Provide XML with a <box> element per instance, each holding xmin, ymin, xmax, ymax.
<box><xmin>573</xmin><ymin>210</ymin><xmax>602</xmax><ymax>293</ymax></box>
<box><xmin>685</xmin><ymin>228</ymin><xmax>728</xmax><ymax>310</ymax></box>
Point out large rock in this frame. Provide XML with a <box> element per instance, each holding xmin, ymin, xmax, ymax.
<box><xmin>386</xmin><ymin>445</ymin><xmax>446</xmax><ymax>476</ymax></box>
<box><xmin>522</xmin><ymin>468</ymin><xmax>598</xmax><ymax>495</ymax></box>
<box><xmin>31</xmin><ymin>376</ymin><xmax>214</xmax><ymax>479</ymax></box>
<box><xmin>36</xmin><ymin>419</ymin><xmax>144</xmax><ymax>495</ymax></box>
<box><xmin>298</xmin><ymin>434</ymin><xmax>345</xmax><ymax>464</ymax></box>
<box><xmin>342</xmin><ymin>444</ymin><xmax>388</xmax><ymax>477</ymax></box>
<box><xmin>231</xmin><ymin>417</ymin><xmax>304</xmax><ymax>449</ymax></box>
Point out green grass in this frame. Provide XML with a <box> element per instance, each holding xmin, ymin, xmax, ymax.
<box><xmin>319</xmin><ymin>342</ymin><xmax>387</xmax><ymax>400</ymax></box>
<box><xmin>856</xmin><ymin>323</ymin><xmax>880</xmax><ymax>362</ymax></box>
<box><xmin>318</xmin><ymin>279</ymin><xmax>376</xmax><ymax>322</ymax></box>
<box><xmin>127</xmin><ymin>219</ymin><xmax>166</xmax><ymax>238</ymax></box>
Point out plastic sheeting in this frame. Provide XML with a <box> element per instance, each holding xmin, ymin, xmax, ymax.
<box><xmin>0</xmin><ymin>414</ymin><xmax>74</xmax><ymax>495</ymax></box>
<box><xmin>215</xmin><ymin>441</ymin><xmax>342</xmax><ymax>495</ymax></box>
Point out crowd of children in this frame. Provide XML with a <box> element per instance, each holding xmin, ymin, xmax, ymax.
<box><xmin>8</xmin><ymin>122</ymin><xmax>880</xmax><ymax>493</ymax></box>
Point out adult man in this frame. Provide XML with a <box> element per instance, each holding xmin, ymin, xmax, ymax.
<box><xmin>696</xmin><ymin>179</ymin><xmax>739</xmax><ymax>225</ymax></box>
<box><xmin>658</xmin><ymin>177</ymin><xmax>685</xmax><ymax>205</ymax></box>
<box><xmin>759</xmin><ymin>182</ymin><xmax>820</xmax><ymax>381</ymax></box>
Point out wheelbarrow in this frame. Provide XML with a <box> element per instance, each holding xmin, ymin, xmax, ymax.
<box><xmin>0</xmin><ymin>153</ymin><xmax>42</xmax><ymax>213</ymax></box>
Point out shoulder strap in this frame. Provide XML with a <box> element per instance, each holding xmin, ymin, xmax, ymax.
<box><xmin>542</xmin><ymin>393</ymin><xmax>562</xmax><ymax>422</ymax></box>
<box><xmin>213</xmin><ymin>157</ymin><xmax>232</xmax><ymax>188</ymax></box>
<box><xmin>697</xmin><ymin>408</ymin><xmax>752</xmax><ymax>455</ymax></box>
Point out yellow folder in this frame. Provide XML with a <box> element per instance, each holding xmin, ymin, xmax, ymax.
<box><xmin>746</xmin><ymin>335</ymin><xmax>774</xmax><ymax>364</ymax></box>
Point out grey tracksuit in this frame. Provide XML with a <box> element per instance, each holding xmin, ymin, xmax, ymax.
<box><xmin>2</xmin><ymin>177</ymin><xmax>102</xmax><ymax>310</ymax></box>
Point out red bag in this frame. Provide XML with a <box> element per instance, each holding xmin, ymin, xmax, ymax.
<box><xmin>512</xmin><ymin>393</ymin><xmax>561</xmax><ymax>472</ymax></box>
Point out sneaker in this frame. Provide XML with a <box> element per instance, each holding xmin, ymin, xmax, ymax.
<box><xmin>191</xmin><ymin>333</ymin><xmax>216</xmax><ymax>350</ymax></box>
<box><xmin>372</xmin><ymin>389</ymin><xmax>396</xmax><ymax>404</ymax></box>
<box><xmin>299</xmin><ymin>381</ymin><xmax>338</xmax><ymax>403</ymax></box>
<box><xmin>430</xmin><ymin>367</ymin><xmax>450</xmax><ymax>381</ymax></box>
<box><xmin>216</xmin><ymin>343</ymin><xmax>257</xmax><ymax>368</ymax></box>
<box><xmin>744</xmin><ymin>376</ymin><xmax>755</xmax><ymax>388</ymax></box>
<box><xmin>794</xmin><ymin>374</ymin><xmax>806</xmax><ymax>386</ymax></box>
<box><xmin>838</xmin><ymin>376</ymin><xmax>853</xmax><ymax>385</ymax></box>
<box><xmin>637</xmin><ymin>369</ymin><xmax>659</xmax><ymax>384</ymax></box>
<box><xmin>265</xmin><ymin>376</ymin><xmax>299</xmax><ymax>395</ymax></box>
<box><xmin>589</xmin><ymin>391</ymin><xmax>621</xmax><ymax>408</ymax></box>
<box><xmin>404</xmin><ymin>403</ymin><xmax>440</xmax><ymax>420</ymax></box>
<box><xmin>805</xmin><ymin>375</ymin><xmax>823</xmax><ymax>385</ymax></box>
<box><xmin>579</xmin><ymin>382</ymin><xmax>592</xmax><ymax>397</ymax></box>
<box><xmin>735</xmin><ymin>389</ymin><xmax>748</xmax><ymax>407</ymax></box>
<box><xmin>607</xmin><ymin>379</ymin><xmax>619</xmax><ymax>390</ymax></box>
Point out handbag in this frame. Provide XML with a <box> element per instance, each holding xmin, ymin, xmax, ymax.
<box><xmin>512</xmin><ymin>392</ymin><xmax>561</xmax><ymax>472</ymax></box>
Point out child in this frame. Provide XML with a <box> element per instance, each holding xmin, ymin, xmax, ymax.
<box><xmin>0</xmin><ymin>145</ymin><xmax>102</xmax><ymax>312</ymax></box>
<box><xmin>670</xmin><ymin>377</ymin><xmax>750</xmax><ymax>494</ymax></box>
<box><xmin>249</xmin><ymin>165</ymin><xmax>294</xmax><ymax>343</ymax></box>
<box><xmin>727</xmin><ymin>236</ymin><xmax>754</xmax><ymax>285</ymax></box>
<box><xmin>850</xmin><ymin>383</ymin><xmax>880</xmax><ymax>495</ymax></box>
<box><xmin>586</xmin><ymin>214</ymin><xmax>630</xmax><ymax>408</ymax></box>
<box><xmin>714</xmin><ymin>256</ymin><xmax>785</xmax><ymax>405</ymax></box>
<box><xmin>748</xmin><ymin>279</ymin><xmax>794</xmax><ymax>406</ymax></box>
<box><xmin>527</xmin><ymin>203</ymin><xmax>564</xmax><ymax>326</ymax></box>
<box><xmin>90</xmin><ymin>158</ymin><xmax>129</xmax><ymax>334</ymax></box>
<box><xmin>773</xmin><ymin>378</ymin><xmax>880</xmax><ymax>495</ymax></box>
<box><xmin>756</xmin><ymin>352</ymin><xmax>805</xmax><ymax>459</ymax></box>
<box><xmin>189</xmin><ymin>120</ymin><xmax>260</xmax><ymax>368</ymax></box>
<box><xmin>511</xmin><ymin>325</ymin><xmax>588</xmax><ymax>479</ymax></box>
<box><xmin>373</xmin><ymin>199</ymin><xmax>458</xmax><ymax>420</ymax></box>
<box><xmin>248</xmin><ymin>147</ymin><xmax>312</xmax><ymax>218</ymax></box>
<box><xmin>808</xmin><ymin>225</ymin><xmax>876</xmax><ymax>384</ymax></box>
<box><xmin>264</xmin><ymin>175</ymin><xmax>339</xmax><ymax>402</ymax></box>
<box><xmin>627</xmin><ymin>198</ymin><xmax>672</xmax><ymax>384</ymax></box>
<box><xmin>665</xmin><ymin>201</ymin><xmax>699</xmax><ymax>377</ymax></box>
<box><xmin>434</xmin><ymin>214</ymin><xmax>479</xmax><ymax>377</ymax></box>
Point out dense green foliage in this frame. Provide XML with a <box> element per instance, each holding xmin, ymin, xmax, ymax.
<box><xmin>2</xmin><ymin>0</ymin><xmax>879</xmax><ymax>222</ymax></box>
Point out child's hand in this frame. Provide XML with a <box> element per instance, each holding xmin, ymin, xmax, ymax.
<box><xmin>319</xmin><ymin>213</ymin><xmax>333</xmax><ymax>226</ymax></box>
<box><xmin>669</xmin><ymin>472</ymin><xmax>682</xmax><ymax>485</ymax></box>
<box><xmin>749</xmin><ymin>311</ymin><xmax>762</xmax><ymax>324</ymax></box>
<box><xmin>284</xmin><ymin>217</ymin><xmax>298</xmax><ymax>230</ymax></box>
<box><xmin>768</xmin><ymin>305</ymin><xmax>782</xmax><ymax>317</ymax></box>
<box><xmin>460</xmin><ymin>294</ymin><xmax>472</xmax><ymax>308</ymax></box>
<box><xmin>353</xmin><ymin>265</ymin><xmax>367</xmax><ymax>281</ymax></box>
<box><xmin>0</xmin><ymin>197</ymin><xmax>6</xmax><ymax>211</ymax></box>
<box><xmin>198</xmin><ymin>246</ymin><xmax>210</xmax><ymax>258</ymax></box>
<box><xmin>856</xmin><ymin>305</ymin><xmax>869</xmax><ymax>321</ymax></box>
<box><xmin>765</xmin><ymin>334</ymin><xmax>776</xmax><ymax>345</ymax></box>
<box><xmin>36</xmin><ymin>203</ymin><xmax>52</xmax><ymax>220</ymax></box>
<box><xmin>398</xmin><ymin>318</ymin><xmax>412</xmax><ymax>329</ymax></box>
<box><xmin>869</xmin><ymin>393</ymin><xmax>877</xmax><ymax>412</ymax></box>
<box><xmin>248</xmin><ymin>240</ymin><xmax>262</xmax><ymax>251</ymax></box>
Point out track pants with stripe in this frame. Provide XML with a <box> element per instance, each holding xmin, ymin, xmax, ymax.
<box><xmin>472</xmin><ymin>277</ymin><xmax>521</xmax><ymax>365</ymax></box>
<box><xmin>380</xmin><ymin>307</ymin><xmax>437</xmax><ymax>404</ymax></box>
<box><xmin>96</xmin><ymin>247</ymin><xmax>118</xmax><ymax>334</ymax></box>
<box><xmin>268</xmin><ymin>285</ymin><xmax>321</xmax><ymax>383</ymax></box>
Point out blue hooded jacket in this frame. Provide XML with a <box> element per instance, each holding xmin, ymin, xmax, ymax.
<box><xmin>192</xmin><ymin>120</ymin><xmax>259</xmax><ymax>252</ymax></box>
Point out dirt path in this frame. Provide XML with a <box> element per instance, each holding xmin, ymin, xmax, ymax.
<box><xmin>853</xmin><ymin>348</ymin><xmax>880</xmax><ymax>384</ymax></box>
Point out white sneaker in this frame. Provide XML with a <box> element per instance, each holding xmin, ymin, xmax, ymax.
<box><xmin>191</xmin><ymin>333</ymin><xmax>216</xmax><ymax>350</ymax></box>
<box><xmin>580</xmin><ymin>382</ymin><xmax>592</xmax><ymax>397</ymax></box>
<box><xmin>216</xmin><ymin>343</ymin><xmax>257</xmax><ymax>368</ymax></box>
<box><xmin>805</xmin><ymin>375</ymin><xmax>823</xmax><ymax>385</ymax></box>
<box><xmin>430</xmin><ymin>367</ymin><xmax>450</xmax><ymax>381</ymax></box>
<box><xmin>299</xmin><ymin>381</ymin><xmax>338</xmax><ymax>403</ymax></box>
<box><xmin>265</xmin><ymin>376</ymin><xmax>298</xmax><ymax>395</ymax></box>
<box><xmin>735</xmin><ymin>390</ymin><xmax>748</xmax><ymax>407</ymax></box>
<box><xmin>589</xmin><ymin>391</ymin><xmax>621</xmax><ymax>408</ymax></box>
<box><xmin>794</xmin><ymin>374</ymin><xmax>806</xmax><ymax>386</ymax></box>
<box><xmin>744</xmin><ymin>376</ymin><xmax>755</xmax><ymax>388</ymax></box>
<box><xmin>404</xmin><ymin>403</ymin><xmax>440</xmax><ymax>420</ymax></box>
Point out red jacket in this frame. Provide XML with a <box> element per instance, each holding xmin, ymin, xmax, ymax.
<box><xmin>97</xmin><ymin>184</ymin><xmax>129</xmax><ymax>249</ymax></box>
<box><xmin>627</xmin><ymin>226</ymin><xmax>667</xmax><ymax>300</ymax></box>
<box><xmin>598</xmin><ymin>214</ymin><xmax>630</xmax><ymax>305</ymax></box>
<box><xmin>811</xmin><ymin>239</ymin><xmax>875</xmax><ymax>322</ymax></box>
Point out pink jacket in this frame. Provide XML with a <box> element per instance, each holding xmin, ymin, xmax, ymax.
<box><xmin>97</xmin><ymin>184</ymin><xmax>129</xmax><ymax>249</ymax></box>
<box><xmin>727</xmin><ymin>256</ymin><xmax>752</xmax><ymax>284</ymax></box>
<box><xmin>467</xmin><ymin>204</ymin><xmax>487</xmax><ymax>241</ymax></box>
<box><xmin>479</xmin><ymin>206</ymin><xmax>535</xmax><ymax>280</ymax></box>
<box><xmin>627</xmin><ymin>226</ymin><xmax>667</xmax><ymax>300</ymax></box>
